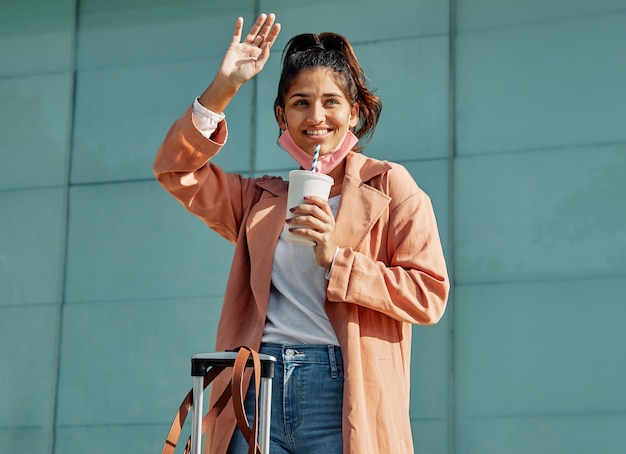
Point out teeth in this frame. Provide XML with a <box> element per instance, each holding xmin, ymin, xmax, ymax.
<box><xmin>306</xmin><ymin>130</ymin><xmax>328</xmax><ymax>136</ymax></box>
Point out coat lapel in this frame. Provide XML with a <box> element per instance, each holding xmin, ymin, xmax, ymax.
<box><xmin>246</xmin><ymin>178</ymin><xmax>288</xmax><ymax>314</ymax></box>
<box><xmin>335</xmin><ymin>153</ymin><xmax>392</xmax><ymax>249</ymax></box>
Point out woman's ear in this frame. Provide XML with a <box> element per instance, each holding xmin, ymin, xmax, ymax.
<box><xmin>349</xmin><ymin>103</ymin><xmax>359</xmax><ymax>129</ymax></box>
<box><xmin>276</xmin><ymin>106</ymin><xmax>287</xmax><ymax>130</ymax></box>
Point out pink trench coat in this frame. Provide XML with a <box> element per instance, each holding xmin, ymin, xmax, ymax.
<box><xmin>154</xmin><ymin>107</ymin><xmax>449</xmax><ymax>454</ymax></box>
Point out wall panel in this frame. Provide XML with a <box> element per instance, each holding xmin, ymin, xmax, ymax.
<box><xmin>0</xmin><ymin>0</ymin><xmax>74</xmax><ymax>77</ymax></box>
<box><xmin>64</xmin><ymin>181</ymin><xmax>234</xmax><ymax>303</ymax></box>
<box><xmin>456</xmin><ymin>415</ymin><xmax>626</xmax><ymax>454</ymax></box>
<box><xmin>56</xmin><ymin>297</ymin><xmax>222</xmax><ymax>427</ymax></box>
<box><xmin>456</xmin><ymin>12</ymin><xmax>626</xmax><ymax>156</ymax></box>
<box><xmin>0</xmin><ymin>305</ymin><xmax>57</xmax><ymax>453</ymax></box>
<box><xmin>260</xmin><ymin>0</ymin><xmax>449</xmax><ymax>50</ymax></box>
<box><xmin>457</xmin><ymin>0</ymin><xmax>626</xmax><ymax>30</ymax></box>
<box><xmin>76</xmin><ymin>0</ymin><xmax>254</xmax><ymax>70</ymax></box>
<box><xmin>0</xmin><ymin>74</ymin><xmax>72</xmax><ymax>190</ymax></box>
<box><xmin>455</xmin><ymin>144</ymin><xmax>626</xmax><ymax>284</ymax></box>
<box><xmin>0</xmin><ymin>188</ymin><xmax>66</xmax><ymax>306</ymax></box>
<box><xmin>455</xmin><ymin>278</ymin><xmax>626</xmax><ymax>418</ymax></box>
<box><xmin>70</xmin><ymin>59</ymin><xmax>254</xmax><ymax>184</ymax></box>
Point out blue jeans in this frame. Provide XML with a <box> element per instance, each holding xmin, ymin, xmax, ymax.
<box><xmin>227</xmin><ymin>344</ymin><xmax>344</xmax><ymax>454</ymax></box>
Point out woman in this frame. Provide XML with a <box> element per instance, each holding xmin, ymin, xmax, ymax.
<box><xmin>154</xmin><ymin>13</ymin><xmax>449</xmax><ymax>454</ymax></box>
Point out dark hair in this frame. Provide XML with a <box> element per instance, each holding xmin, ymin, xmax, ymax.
<box><xmin>273</xmin><ymin>33</ymin><xmax>382</xmax><ymax>150</ymax></box>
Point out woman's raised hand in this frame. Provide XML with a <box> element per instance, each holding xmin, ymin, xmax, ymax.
<box><xmin>218</xmin><ymin>14</ymin><xmax>281</xmax><ymax>86</ymax></box>
<box><xmin>199</xmin><ymin>14</ymin><xmax>280</xmax><ymax>113</ymax></box>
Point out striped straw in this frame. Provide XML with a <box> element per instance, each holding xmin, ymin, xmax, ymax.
<box><xmin>311</xmin><ymin>144</ymin><xmax>320</xmax><ymax>172</ymax></box>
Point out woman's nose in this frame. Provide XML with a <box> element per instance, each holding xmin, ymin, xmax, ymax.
<box><xmin>307</xmin><ymin>103</ymin><xmax>325</xmax><ymax>124</ymax></box>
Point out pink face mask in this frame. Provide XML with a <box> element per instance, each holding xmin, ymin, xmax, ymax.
<box><xmin>277</xmin><ymin>130</ymin><xmax>359</xmax><ymax>174</ymax></box>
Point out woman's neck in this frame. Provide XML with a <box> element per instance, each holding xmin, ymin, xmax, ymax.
<box><xmin>328</xmin><ymin>161</ymin><xmax>346</xmax><ymax>198</ymax></box>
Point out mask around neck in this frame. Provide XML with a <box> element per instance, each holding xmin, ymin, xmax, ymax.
<box><xmin>277</xmin><ymin>130</ymin><xmax>359</xmax><ymax>175</ymax></box>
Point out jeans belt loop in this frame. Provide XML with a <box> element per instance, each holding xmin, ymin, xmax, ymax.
<box><xmin>328</xmin><ymin>345</ymin><xmax>338</xmax><ymax>379</ymax></box>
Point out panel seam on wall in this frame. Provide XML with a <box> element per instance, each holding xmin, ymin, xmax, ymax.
<box><xmin>250</xmin><ymin>0</ymin><xmax>261</xmax><ymax>177</ymax></box>
<box><xmin>447</xmin><ymin>0</ymin><xmax>457</xmax><ymax>453</ymax></box>
<box><xmin>49</xmin><ymin>0</ymin><xmax>80</xmax><ymax>452</ymax></box>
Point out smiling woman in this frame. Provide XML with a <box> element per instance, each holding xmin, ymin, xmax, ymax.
<box><xmin>153</xmin><ymin>12</ymin><xmax>449</xmax><ymax>454</ymax></box>
<box><xmin>276</xmin><ymin>67</ymin><xmax>360</xmax><ymax>191</ymax></box>
<box><xmin>277</xmin><ymin>67</ymin><xmax>359</xmax><ymax>155</ymax></box>
<box><xmin>276</xmin><ymin>67</ymin><xmax>359</xmax><ymax>181</ymax></box>
<box><xmin>274</xmin><ymin>32</ymin><xmax>382</xmax><ymax>153</ymax></box>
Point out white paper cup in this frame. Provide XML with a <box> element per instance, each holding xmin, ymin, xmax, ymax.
<box><xmin>283</xmin><ymin>170</ymin><xmax>334</xmax><ymax>246</ymax></box>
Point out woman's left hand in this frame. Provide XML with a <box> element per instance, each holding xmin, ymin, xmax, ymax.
<box><xmin>286</xmin><ymin>196</ymin><xmax>337</xmax><ymax>269</ymax></box>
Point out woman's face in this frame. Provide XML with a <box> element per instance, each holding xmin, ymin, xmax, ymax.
<box><xmin>276</xmin><ymin>67</ymin><xmax>359</xmax><ymax>156</ymax></box>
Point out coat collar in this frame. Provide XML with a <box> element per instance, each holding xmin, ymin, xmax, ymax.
<box><xmin>254</xmin><ymin>151</ymin><xmax>392</xmax><ymax>196</ymax></box>
<box><xmin>344</xmin><ymin>151</ymin><xmax>392</xmax><ymax>184</ymax></box>
<box><xmin>251</xmin><ymin>152</ymin><xmax>392</xmax><ymax>252</ymax></box>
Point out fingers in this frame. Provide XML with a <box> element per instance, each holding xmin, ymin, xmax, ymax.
<box><xmin>287</xmin><ymin>212</ymin><xmax>329</xmax><ymax>233</ymax></box>
<box><xmin>286</xmin><ymin>199</ymin><xmax>337</xmax><ymax>268</ymax></box>
<box><xmin>242</xmin><ymin>14</ymin><xmax>264</xmax><ymax>43</ymax></box>
<box><xmin>231</xmin><ymin>17</ymin><xmax>244</xmax><ymax>44</ymax></box>
<box><xmin>256</xmin><ymin>22</ymin><xmax>281</xmax><ymax>65</ymax></box>
<box><xmin>266</xmin><ymin>20</ymin><xmax>281</xmax><ymax>46</ymax></box>
<box><xmin>254</xmin><ymin>13</ymin><xmax>275</xmax><ymax>43</ymax></box>
<box><xmin>288</xmin><ymin>197</ymin><xmax>330</xmax><ymax>218</ymax></box>
<box><xmin>242</xmin><ymin>13</ymin><xmax>279</xmax><ymax>46</ymax></box>
<box><xmin>287</xmin><ymin>197</ymin><xmax>334</xmax><ymax>234</ymax></box>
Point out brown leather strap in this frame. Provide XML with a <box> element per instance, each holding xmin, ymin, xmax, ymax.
<box><xmin>232</xmin><ymin>347</ymin><xmax>262</xmax><ymax>454</ymax></box>
<box><xmin>181</xmin><ymin>377</ymin><xmax>234</xmax><ymax>454</ymax></box>
<box><xmin>161</xmin><ymin>348</ymin><xmax>264</xmax><ymax>454</ymax></box>
<box><xmin>162</xmin><ymin>365</ymin><xmax>225</xmax><ymax>454</ymax></box>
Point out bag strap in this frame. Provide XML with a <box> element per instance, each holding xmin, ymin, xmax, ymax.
<box><xmin>161</xmin><ymin>348</ymin><xmax>264</xmax><ymax>454</ymax></box>
<box><xmin>232</xmin><ymin>347</ymin><xmax>262</xmax><ymax>454</ymax></box>
<box><xmin>162</xmin><ymin>365</ymin><xmax>226</xmax><ymax>454</ymax></box>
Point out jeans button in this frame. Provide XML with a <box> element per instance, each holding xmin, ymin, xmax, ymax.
<box><xmin>285</xmin><ymin>348</ymin><xmax>295</xmax><ymax>357</ymax></box>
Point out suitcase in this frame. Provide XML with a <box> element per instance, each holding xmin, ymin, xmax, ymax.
<box><xmin>162</xmin><ymin>348</ymin><xmax>276</xmax><ymax>454</ymax></box>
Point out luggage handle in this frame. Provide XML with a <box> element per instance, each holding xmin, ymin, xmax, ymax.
<box><xmin>162</xmin><ymin>347</ymin><xmax>276</xmax><ymax>454</ymax></box>
<box><xmin>191</xmin><ymin>350</ymin><xmax>276</xmax><ymax>379</ymax></box>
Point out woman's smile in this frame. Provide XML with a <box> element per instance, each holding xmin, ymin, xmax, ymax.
<box><xmin>305</xmin><ymin>129</ymin><xmax>330</xmax><ymax>136</ymax></box>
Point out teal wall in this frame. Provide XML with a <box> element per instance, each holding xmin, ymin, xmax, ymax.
<box><xmin>1</xmin><ymin>1</ymin><xmax>624</xmax><ymax>453</ymax></box>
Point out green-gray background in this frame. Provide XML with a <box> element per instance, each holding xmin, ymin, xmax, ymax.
<box><xmin>1</xmin><ymin>0</ymin><xmax>625</xmax><ymax>453</ymax></box>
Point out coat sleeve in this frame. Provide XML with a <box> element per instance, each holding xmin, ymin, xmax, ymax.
<box><xmin>326</xmin><ymin>165</ymin><xmax>449</xmax><ymax>325</ymax></box>
<box><xmin>153</xmin><ymin>107</ymin><xmax>259</xmax><ymax>243</ymax></box>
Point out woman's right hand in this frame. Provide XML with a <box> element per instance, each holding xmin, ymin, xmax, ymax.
<box><xmin>219</xmin><ymin>13</ymin><xmax>281</xmax><ymax>85</ymax></box>
<box><xmin>199</xmin><ymin>14</ymin><xmax>281</xmax><ymax>113</ymax></box>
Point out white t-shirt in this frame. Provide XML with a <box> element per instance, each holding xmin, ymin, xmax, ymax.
<box><xmin>262</xmin><ymin>196</ymin><xmax>340</xmax><ymax>345</ymax></box>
